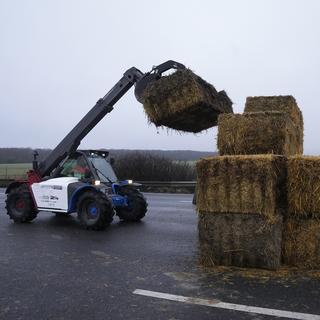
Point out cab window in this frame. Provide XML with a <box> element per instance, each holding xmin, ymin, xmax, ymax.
<box><xmin>60</xmin><ymin>155</ymin><xmax>92</xmax><ymax>180</ymax></box>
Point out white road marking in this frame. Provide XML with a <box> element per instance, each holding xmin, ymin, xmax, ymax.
<box><xmin>133</xmin><ymin>289</ymin><xmax>320</xmax><ymax>320</ymax></box>
<box><xmin>179</xmin><ymin>200</ymin><xmax>192</xmax><ymax>203</ymax></box>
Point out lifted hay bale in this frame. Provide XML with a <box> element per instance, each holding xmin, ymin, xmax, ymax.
<box><xmin>142</xmin><ymin>69</ymin><xmax>233</xmax><ymax>133</ymax></box>
<box><xmin>282</xmin><ymin>218</ymin><xmax>320</xmax><ymax>269</ymax></box>
<box><xmin>217</xmin><ymin>112</ymin><xmax>303</xmax><ymax>156</ymax></box>
<box><xmin>199</xmin><ymin>212</ymin><xmax>282</xmax><ymax>270</ymax></box>
<box><xmin>245</xmin><ymin>96</ymin><xmax>303</xmax><ymax>149</ymax></box>
<box><xmin>288</xmin><ymin>156</ymin><xmax>320</xmax><ymax>218</ymax></box>
<box><xmin>196</xmin><ymin>155</ymin><xmax>287</xmax><ymax>220</ymax></box>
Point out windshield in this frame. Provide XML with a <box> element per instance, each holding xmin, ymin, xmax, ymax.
<box><xmin>88</xmin><ymin>155</ymin><xmax>118</xmax><ymax>183</ymax></box>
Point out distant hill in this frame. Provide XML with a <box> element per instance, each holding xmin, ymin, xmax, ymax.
<box><xmin>0</xmin><ymin>148</ymin><xmax>217</xmax><ymax>164</ymax></box>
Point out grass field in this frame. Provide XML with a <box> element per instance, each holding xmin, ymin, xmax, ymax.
<box><xmin>0</xmin><ymin>163</ymin><xmax>32</xmax><ymax>179</ymax></box>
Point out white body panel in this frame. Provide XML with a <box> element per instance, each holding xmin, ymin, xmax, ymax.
<box><xmin>31</xmin><ymin>177</ymin><xmax>79</xmax><ymax>212</ymax></box>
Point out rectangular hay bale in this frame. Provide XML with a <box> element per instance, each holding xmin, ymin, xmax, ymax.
<box><xmin>244</xmin><ymin>95</ymin><xmax>303</xmax><ymax>130</ymax></box>
<box><xmin>245</xmin><ymin>96</ymin><xmax>303</xmax><ymax>151</ymax></box>
<box><xmin>142</xmin><ymin>69</ymin><xmax>233</xmax><ymax>133</ymax></box>
<box><xmin>198</xmin><ymin>212</ymin><xmax>282</xmax><ymax>270</ymax></box>
<box><xmin>288</xmin><ymin>156</ymin><xmax>320</xmax><ymax>218</ymax></box>
<box><xmin>196</xmin><ymin>155</ymin><xmax>287</xmax><ymax>220</ymax></box>
<box><xmin>217</xmin><ymin>111</ymin><xmax>303</xmax><ymax>156</ymax></box>
<box><xmin>282</xmin><ymin>218</ymin><xmax>320</xmax><ymax>269</ymax></box>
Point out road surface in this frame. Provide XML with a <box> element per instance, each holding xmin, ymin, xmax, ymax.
<box><xmin>0</xmin><ymin>190</ymin><xmax>319</xmax><ymax>319</ymax></box>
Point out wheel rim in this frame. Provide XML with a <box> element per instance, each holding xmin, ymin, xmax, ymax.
<box><xmin>15</xmin><ymin>199</ymin><xmax>25</xmax><ymax>210</ymax></box>
<box><xmin>84</xmin><ymin>200</ymin><xmax>100</xmax><ymax>222</ymax></box>
<box><xmin>10</xmin><ymin>196</ymin><xmax>25</xmax><ymax>217</ymax></box>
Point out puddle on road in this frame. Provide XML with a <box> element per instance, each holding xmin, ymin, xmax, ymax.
<box><xmin>164</xmin><ymin>271</ymin><xmax>241</xmax><ymax>299</ymax></box>
<box><xmin>51</xmin><ymin>234</ymin><xmax>64</xmax><ymax>240</ymax></box>
<box><xmin>164</xmin><ymin>272</ymin><xmax>205</xmax><ymax>290</ymax></box>
<box><xmin>91</xmin><ymin>250</ymin><xmax>111</xmax><ymax>259</ymax></box>
<box><xmin>90</xmin><ymin>250</ymin><xmax>121</xmax><ymax>265</ymax></box>
<box><xmin>165</xmin><ymin>272</ymin><xmax>204</xmax><ymax>282</ymax></box>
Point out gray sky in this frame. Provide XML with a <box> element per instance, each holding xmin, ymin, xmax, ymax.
<box><xmin>0</xmin><ymin>0</ymin><xmax>319</xmax><ymax>153</ymax></box>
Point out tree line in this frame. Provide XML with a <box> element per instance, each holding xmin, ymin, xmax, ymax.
<box><xmin>113</xmin><ymin>152</ymin><xmax>195</xmax><ymax>181</ymax></box>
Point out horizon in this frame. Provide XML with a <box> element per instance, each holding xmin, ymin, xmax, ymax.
<box><xmin>0</xmin><ymin>146</ymin><xmax>217</xmax><ymax>153</ymax></box>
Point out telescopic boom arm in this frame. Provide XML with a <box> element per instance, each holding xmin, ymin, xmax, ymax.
<box><xmin>37</xmin><ymin>60</ymin><xmax>185</xmax><ymax>178</ymax></box>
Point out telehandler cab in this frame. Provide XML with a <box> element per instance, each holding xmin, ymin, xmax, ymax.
<box><xmin>5</xmin><ymin>60</ymin><xmax>186</xmax><ymax>230</ymax></box>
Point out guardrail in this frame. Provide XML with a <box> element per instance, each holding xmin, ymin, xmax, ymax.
<box><xmin>137</xmin><ymin>181</ymin><xmax>196</xmax><ymax>193</ymax></box>
<box><xmin>137</xmin><ymin>181</ymin><xmax>196</xmax><ymax>187</ymax></box>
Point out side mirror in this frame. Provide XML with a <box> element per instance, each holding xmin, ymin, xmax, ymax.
<box><xmin>33</xmin><ymin>150</ymin><xmax>39</xmax><ymax>170</ymax></box>
<box><xmin>110</xmin><ymin>157</ymin><xmax>115</xmax><ymax>166</ymax></box>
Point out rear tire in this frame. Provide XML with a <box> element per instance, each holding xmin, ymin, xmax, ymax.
<box><xmin>77</xmin><ymin>190</ymin><xmax>114</xmax><ymax>230</ymax></box>
<box><xmin>116</xmin><ymin>188</ymin><xmax>147</xmax><ymax>222</ymax></box>
<box><xmin>6</xmin><ymin>185</ymin><xmax>38</xmax><ymax>223</ymax></box>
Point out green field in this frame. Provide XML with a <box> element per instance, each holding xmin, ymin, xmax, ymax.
<box><xmin>0</xmin><ymin>163</ymin><xmax>32</xmax><ymax>179</ymax></box>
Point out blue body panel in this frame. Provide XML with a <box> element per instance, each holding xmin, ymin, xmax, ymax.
<box><xmin>111</xmin><ymin>181</ymin><xmax>130</xmax><ymax>207</ymax></box>
<box><xmin>111</xmin><ymin>194</ymin><xmax>128</xmax><ymax>207</ymax></box>
<box><xmin>68</xmin><ymin>185</ymin><xmax>97</xmax><ymax>213</ymax></box>
<box><xmin>67</xmin><ymin>182</ymin><xmax>130</xmax><ymax>212</ymax></box>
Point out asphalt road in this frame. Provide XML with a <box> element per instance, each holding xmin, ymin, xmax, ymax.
<box><xmin>0</xmin><ymin>189</ymin><xmax>319</xmax><ymax>320</ymax></box>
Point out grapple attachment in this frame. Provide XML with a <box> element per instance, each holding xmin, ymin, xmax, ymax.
<box><xmin>134</xmin><ymin>60</ymin><xmax>186</xmax><ymax>103</ymax></box>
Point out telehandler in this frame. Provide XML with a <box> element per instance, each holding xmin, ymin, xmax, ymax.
<box><xmin>5</xmin><ymin>60</ymin><xmax>186</xmax><ymax>230</ymax></box>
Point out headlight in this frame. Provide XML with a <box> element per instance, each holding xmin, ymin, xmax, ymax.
<box><xmin>94</xmin><ymin>180</ymin><xmax>101</xmax><ymax>186</ymax></box>
<box><xmin>128</xmin><ymin>179</ymin><xmax>133</xmax><ymax>184</ymax></box>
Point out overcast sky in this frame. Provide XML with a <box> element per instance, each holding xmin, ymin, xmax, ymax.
<box><xmin>0</xmin><ymin>0</ymin><xmax>319</xmax><ymax>153</ymax></box>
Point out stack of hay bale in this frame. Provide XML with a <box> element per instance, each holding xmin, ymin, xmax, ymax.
<box><xmin>197</xmin><ymin>154</ymin><xmax>286</xmax><ymax>270</ymax></box>
<box><xmin>197</xmin><ymin>95</ymin><xmax>319</xmax><ymax>270</ymax></box>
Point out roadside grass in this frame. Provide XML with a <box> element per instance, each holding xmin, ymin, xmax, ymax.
<box><xmin>0</xmin><ymin>163</ymin><xmax>32</xmax><ymax>179</ymax></box>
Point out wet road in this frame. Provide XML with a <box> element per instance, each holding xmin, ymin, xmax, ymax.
<box><xmin>0</xmin><ymin>190</ymin><xmax>319</xmax><ymax>320</ymax></box>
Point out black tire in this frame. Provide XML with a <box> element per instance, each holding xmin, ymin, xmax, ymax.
<box><xmin>77</xmin><ymin>190</ymin><xmax>114</xmax><ymax>230</ymax></box>
<box><xmin>5</xmin><ymin>185</ymin><xmax>38</xmax><ymax>223</ymax></box>
<box><xmin>116</xmin><ymin>188</ymin><xmax>147</xmax><ymax>222</ymax></box>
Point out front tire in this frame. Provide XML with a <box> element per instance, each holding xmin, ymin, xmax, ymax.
<box><xmin>6</xmin><ymin>185</ymin><xmax>38</xmax><ymax>223</ymax></box>
<box><xmin>77</xmin><ymin>190</ymin><xmax>114</xmax><ymax>230</ymax></box>
<box><xmin>116</xmin><ymin>188</ymin><xmax>147</xmax><ymax>222</ymax></box>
